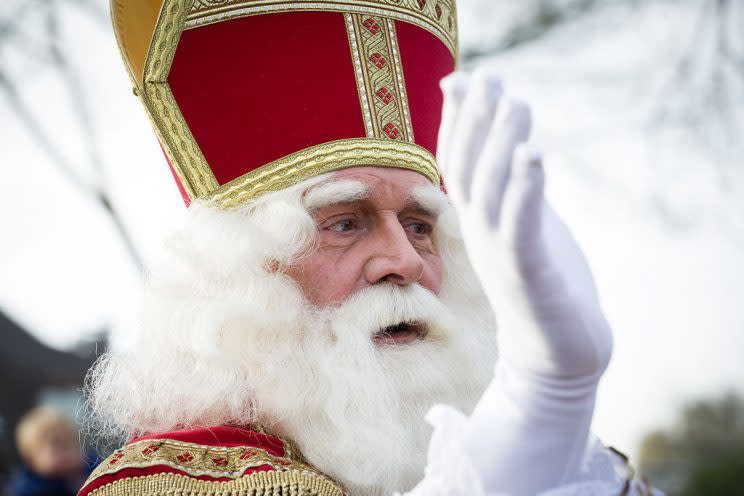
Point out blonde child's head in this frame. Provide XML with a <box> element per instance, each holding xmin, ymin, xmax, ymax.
<box><xmin>16</xmin><ymin>407</ymin><xmax>82</xmax><ymax>479</ymax></box>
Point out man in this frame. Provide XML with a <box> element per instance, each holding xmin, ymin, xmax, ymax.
<box><xmin>81</xmin><ymin>1</ymin><xmax>656</xmax><ymax>495</ymax></box>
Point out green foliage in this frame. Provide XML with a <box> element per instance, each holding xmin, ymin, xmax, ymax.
<box><xmin>679</xmin><ymin>448</ymin><xmax>744</xmax><ymax>496</ymax></box>
<box><xmin>639</xmin><ymin>393</ymin><xmax>744</xmax><ymax>495</ymax></box>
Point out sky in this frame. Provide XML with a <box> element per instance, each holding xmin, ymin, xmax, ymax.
<box><xmin>1</xmin><ymin>0</ymin><xmax>743</xmax><ymax>459</ymax></box>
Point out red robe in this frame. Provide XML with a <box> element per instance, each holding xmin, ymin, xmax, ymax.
<box><xmin>78</xmin><ymin>426</ymin><xmax>345</xmax><ymax>496</ymax></box>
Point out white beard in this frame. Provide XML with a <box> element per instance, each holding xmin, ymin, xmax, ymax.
<box><xmin>85</xmin><ymin>180</ymin><xmax>497</xmax><ymax>495</ymax></box>
<box><xmin>246</xmin><ymin>283</ymin><xmax>496</xmax><ymax>495</ymax></box>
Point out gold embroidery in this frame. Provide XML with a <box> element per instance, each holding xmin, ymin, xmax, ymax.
<box><xmin>82</xmin><ymin>437</ymin><xmax>340</xmax><ymax>492</ymax></box>
<box><xmin>205</xmin><ymin>138</ymin><xmax>439</xmax><ymax>209</ymax></box>
<box><xmin>143</xmin><ymin>0</ymin><xmax>187</xmax><ymax>83</ymax></box>
<box><xmin>86</xmin><ymin>438</ymin><xmax>298</xmax><ymax>481</ymax></box>
<box><xmin>86</xmin><ymin>471</ymin><xmax>345</xmax><ymax>496</ymax></box>
<box><xmin>346</xmin><ymin>14</ymin><xmax>412</xmax><ymax>142</ymax></box>
<box><xmin>385</xmin><ymin>18</ymin><xmax>414</xmax><ymax>142</ymax></box>
<box><xmin>345</xmin><ymin>14</ymin><xmax>375</xmax><ymax>137</ymax></box>
<box><xmin>132</xmin><ymin>0</ymin><xmax>220</xmax><ymax>198</ymax></box>
<box><xmin>185</xmin><ymin>0</ymin><xmax>458</xmax><ymax>58</ymax></box>
<box><xmin>141</xmin><ymin>83</ymin><xmax>219</xmax><ymax>198</ymax></box>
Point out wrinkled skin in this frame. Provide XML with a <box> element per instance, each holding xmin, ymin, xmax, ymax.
<box><xmin>286</xmin><ymin>167</ymin><xmax>443</xmax><ymax>305</ymax></box>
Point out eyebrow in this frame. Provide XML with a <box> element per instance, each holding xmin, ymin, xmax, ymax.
<box><xmin>407</xmin><ymin>184</ymin><xmax>448</xmax><ymax>217</ymax></box>
<box><xmin>302</xmin><ymin>178</ymin><xmax>448</xmax><ymax>217</ymax></box>
<box><xmin>303</xmin><ymin>180</ymin><xmax>370</xmax><ymax>211</ymax></box>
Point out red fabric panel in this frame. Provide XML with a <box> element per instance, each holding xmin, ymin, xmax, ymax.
<box><xmin>168</xmin><ymin>12</ymin><xmax>366</xmax><ymax>186</ymax></box>
<box><xmin>395</xmin><ymin>21</ymin><xmax>455</xmax><ymax>157</ymax></box>
<box><xmin>131</xmin><ymin>426</ymin><xmax>286</xmax><ymax>456</ymax></box>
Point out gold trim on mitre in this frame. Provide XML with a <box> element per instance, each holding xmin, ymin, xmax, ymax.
<box><xmin>345</xmin><ymin>14</ymin><xmax>415</xmax><ymax>142</ymax></box>
<box><xmin>113</xmin><ymin>0</ymin><xmax>220</xmax><ymax>199</ymax></box>
<box><xmin>186</xmin><ymin>0</ymin><xmax>458</xmax><ymax>58</ymax></box>
<box><xmin>205</xmin><ymin>138</ymin><xmax>439</xmax><ymax>209</ymax></box>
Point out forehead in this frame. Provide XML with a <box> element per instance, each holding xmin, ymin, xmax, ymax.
<box><xmin>303</xmin><ymin>166</ymin><xmax>446</xmax><ymax>215</ymax></box>
<box><xmin>319</xmin><ymin>166</ymin><xmax>431</xmax><ymax>195</ymax></box>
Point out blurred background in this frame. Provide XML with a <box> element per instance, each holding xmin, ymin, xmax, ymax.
<box><xmin>0</xmin><ymin>0</ymin><xmax>742</xmax><ymax>494</ymax></box>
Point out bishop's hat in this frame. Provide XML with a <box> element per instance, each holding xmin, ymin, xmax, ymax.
<box><xmin>112</xmin><ymin>0</ymin><xmax>458</xmax><ymax>207</ymax></box>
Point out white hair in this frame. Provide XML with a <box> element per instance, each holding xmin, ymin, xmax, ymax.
<box><xmin>85</xmin><ymin>172</ymin><xmax>497</xmax><ymax>495</ymax></box>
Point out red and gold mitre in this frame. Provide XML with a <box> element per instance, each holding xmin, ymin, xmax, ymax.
<box><xmin>112</xmin><ymin>0</ymin><xmax>457</xmax><ymax>208</ymax></box>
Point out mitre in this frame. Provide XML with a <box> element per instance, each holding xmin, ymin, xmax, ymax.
<box><xmin>112</xmin><ymin>0</ymin><xmax>458</xmax><ymax>208</ymax></box>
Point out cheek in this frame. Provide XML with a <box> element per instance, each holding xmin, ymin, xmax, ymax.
<box><xmin>286</xmin><ymin>250</ymin><xmax>366</xmax><ymax>306</ymax></box>
<box><xmin>421</xmin><ymin>252</ymin><xmax>443</xmax><ymax>295</ymax></box>
<box><xmin>33</xmin><ymin>449</ymin><xmax>56</xmax><ymax>474</ymax></box>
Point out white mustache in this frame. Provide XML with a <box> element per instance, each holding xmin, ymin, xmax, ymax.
<box><xmin>326</xmin><ymin>284</ymin><xmax>456</xmax><ymax>343</ymax></box>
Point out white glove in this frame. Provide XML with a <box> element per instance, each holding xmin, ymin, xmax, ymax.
<box><xmin>436</xmin><ymin>69</ymin><xmax>614</xmax><ymax>496</ymax></box>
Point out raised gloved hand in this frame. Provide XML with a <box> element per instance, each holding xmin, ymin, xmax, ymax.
<box><xmin>436</xmin><ymin>69</ymin><xmax>614</xmax><ymax>496</ymax></box>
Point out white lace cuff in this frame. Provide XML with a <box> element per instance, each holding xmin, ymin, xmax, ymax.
<box><xmin>403</xmin><ymin>404</ymin><xmax>662</xmax><ymax>496</ymax></box>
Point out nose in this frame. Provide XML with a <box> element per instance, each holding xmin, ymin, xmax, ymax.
<box><xmin>364</xmin><ymin>219</ymin><xmax>425</xmax><ymax>286</ymax></box>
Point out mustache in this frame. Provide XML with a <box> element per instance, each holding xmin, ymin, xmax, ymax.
<box><xmin>324</xmin><ymin>284</ymin><xmax>455</xmax><ymax>344</ymax></box>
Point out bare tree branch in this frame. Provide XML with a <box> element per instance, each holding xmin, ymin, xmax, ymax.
<box><xmin>653</xmin><ymin>0</ymin><xmax>744</xmax><ymax>133</ymax></box>
<box><xmin>461</xmin><ymin>0</ymin><xmax>604</xmax><ymax>62</ymax></box>
<box><xmin>0</xmin><ymin>0</ymin><xmax>145</xmax><ymax>274</ymax></box>
<box><xmin>0</xmin><ymin>72</ymin><xmax>91</xmax><ymax>194</ymax></box>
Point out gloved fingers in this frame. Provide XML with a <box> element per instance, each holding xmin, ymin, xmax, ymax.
<box><xmin>542</xmin><ymin>205</ymin><xmax>600</xmax><ymax>301</ymax></box>
<box><xmin>444</xmin><ymin>68</ymin><xmax>503</xmax><ymax>207</ymax></box>
<box><xmin>499</xmin><ymin>143</ymin><xmax>548</xmax><ymax>275</ymax></box>
<box><xmin>498</xmin><ymin>153</ymin><xmax>615</xmax><ymax>376</ymax></box>
<box><xmin>437</xmin><ymin>71</ymin><xmax>471</xmax><ymax>176</ymax></box>
<box><xmin>469</xmin><ymin>97</ymin><xmax>532</xmax><ymax>229</ymax></box>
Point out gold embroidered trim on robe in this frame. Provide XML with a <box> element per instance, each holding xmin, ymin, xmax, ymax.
<box><xmin>81</xmin><ymin>437</ymin><xmax>345</xmax><ymax>496</ymax></box>
<box><xmin>85</xmin><ymin>471</ymin><xmax>345</xmax><ymax>496</ymax></box>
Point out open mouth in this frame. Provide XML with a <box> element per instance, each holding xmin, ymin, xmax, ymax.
<box><xmin>372</xmin><ymin>321</ymin><xmax>428</xmax><ymax>346</ymax></box>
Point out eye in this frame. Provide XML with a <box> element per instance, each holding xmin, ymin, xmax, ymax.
<box><xmin>405</xmin><ymin>221</ymin><xmax>433</xmax><ymax>236</ymax></box>
<box><xmin>328</xmin><ymin>219</ymin><xmax>356</xmax><ymax>232</ymax></box>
